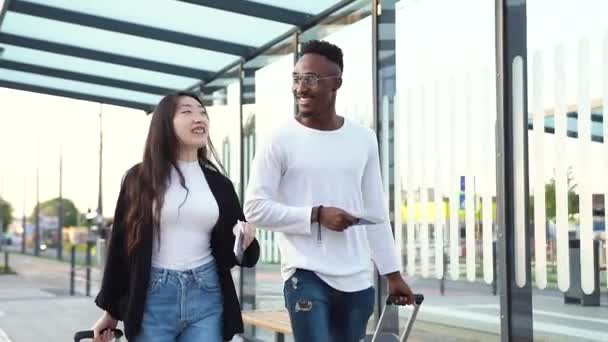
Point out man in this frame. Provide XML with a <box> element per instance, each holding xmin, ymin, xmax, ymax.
<box><xmin>244</xmin><ymin>40</ymin><xmax>414</xmax><ymax>342</ymax></box>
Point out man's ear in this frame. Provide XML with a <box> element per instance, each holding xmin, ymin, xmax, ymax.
<box><xmin>334</xmin><ymin>77</ymin><xmax>343</xmax><ymax>91</ymax></box>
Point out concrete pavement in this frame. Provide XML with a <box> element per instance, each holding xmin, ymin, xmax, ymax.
<box><xmin>245</xmin><ymin>263</ymin><xmax>608</xmax><ymax>341</ymax></box>
<box><xmin>0</xmin><ymin>253</ymin><xmax>103</xmax><ymax>342</ymax></box>
<box><xmin>1</xmin><ymin>253</ymin><xmax>606</xmax><ymax>341</ymax></box>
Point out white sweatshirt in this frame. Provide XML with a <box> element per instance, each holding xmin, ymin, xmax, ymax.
<box><xmin>244</xmin><ymin>117</ymin><xmax>400</xmax><ymax>292</ymax></box>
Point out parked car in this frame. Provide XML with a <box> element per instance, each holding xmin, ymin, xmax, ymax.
<box><xmin>1</xmin><ymin>233</ymin><xmax>11</xmax><ymax>245</ymax></box>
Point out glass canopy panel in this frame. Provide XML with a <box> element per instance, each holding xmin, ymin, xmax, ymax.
<box><xmin>0</xmin><ymin>68</ymin><xmax>162</xmax><ymax>105</ymax></box>
<box><xmin>22</xmin><ymin>0</ymin><xmax>294</xmax><ymax>47</ymax></box>
<box><xmin>246</xmin><ymin>0</ymin><xmax>342</xmax><ymax>14</ymax></box>
<box><xmin>0</xmin><ymin>45</ymin><xmax>199</xmax><ymax>90</ymax></box>
<box><xmin>1</xmin><ymin>12</ymin><xmax>241</xmax><ymax>72</ymax></box>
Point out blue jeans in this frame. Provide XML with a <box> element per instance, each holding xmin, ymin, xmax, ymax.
<box><xmin>133</xmin><ymin>261</ymin><xmax>223</xmax><ymax>342</ymax></box>
<box><xmin>283</xmin><ymin>269</ymin><xmax>375</xmax><ymax>342</ymax></box>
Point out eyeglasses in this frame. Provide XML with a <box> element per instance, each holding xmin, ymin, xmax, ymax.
<box><xmin>292</xmin><ymin>74</ymin><xmax>340</xmax><ymax>88</ymax></box>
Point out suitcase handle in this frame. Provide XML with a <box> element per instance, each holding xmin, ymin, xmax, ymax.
<box><xmin>74</xmin><ymin>328</ymin><xmax>123</xmax><ymax>341</ymax></box>
<box><xmin>372</xmin><ymin>294</ymin><xmax>424</xmax><ymax>342</ymax></box>
<box><xmin>386</xmin><ymin>294</ymin><xmax>424</xmax><ymax>306</ymax></box>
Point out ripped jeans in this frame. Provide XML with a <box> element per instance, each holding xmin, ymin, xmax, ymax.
<box><xmin>283</xmin><ymin>269</ymin><xmax>374</xmax><ymax>342</ymax></box>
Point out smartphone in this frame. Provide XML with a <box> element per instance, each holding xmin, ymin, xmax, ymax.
<box><xmin>233</xmin><ymin>228</ymin><xmax>245</xmax><ymax>263</ymax></box>
<box><xmin>352</xmin><ymin>217</ymin><xmax>381</xmax><ymax>226</ymax></box>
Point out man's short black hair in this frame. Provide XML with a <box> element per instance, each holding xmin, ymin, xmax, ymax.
<box><xmin>300</xmin><ymin>40</ymin><xmax>343</xmax><ymax>73</ymax></box>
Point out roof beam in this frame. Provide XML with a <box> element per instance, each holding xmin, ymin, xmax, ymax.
<box><xmin>0</xmin><ymin>33</ymin><xmax>214</xmax><ymax>79</ymax></box>
<box><xmin>202</xmin><ymin>84</ymin><xmax>254</xmax><ymax>94</ymax></box>
<box><xmin>176</xmin><ymin>0</ymin><xmax>311</xmax><ymax>26</ymax></box>
<box><xmin>0</xmin><ymin>79</ymin><xmax>155</xmax><ymax>111</ymax></box>
<box><xmin>11</xmin><ymin>0</ymin><xmax>256</xmax><ymax>56</ymax></box>
<box><xmin>186</xmin><ymin>0</ymin><xmax>358</xmax><ymax>91</ymax></box>
<box><xmin>0</xmin><ymin>59</ymin><xmax>173</xmax><ymax>95</ymax></box>
<box><xmin>0</xmin><ymin>0</ymin><xmax>11</xmax><ymax>28</ymax></box>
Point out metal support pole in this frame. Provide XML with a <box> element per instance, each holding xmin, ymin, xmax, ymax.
<box><xmin>493</xmin><ymin>241</ymin><xmax>498</xmax><ymax>296</ymax></box>
<box><xmin>97</xmin><ymin>104</ymin><xmax>104</xmax><ymax>222</ymax></box>
<box><xmin>34</xmin><ymin>133</ymin><xmax>40</xmax><ymax>257</ymax></box>
<box><xmin>21</xmin><ymin>177</ymin><xmax>26</xmax><ymax>254</ymax></box>
<box><xmin>70</xmin><ymin>245</ymin><xmax>76</xmax><ymax>296</ymax></box>
<box><xmin>3</xmin><ymin>251</ymin><xmax>8</xmax><ymax>273</ymax></box>
<box><xmin>238</xmin><ymin>60</ymin><xmax>246</xmax><ymax>303</ymax></box>
<box><xmin>372</xmin><ymin>0</ymin><xmax>398</xmax><ymax>333</ymax></box>
<box><xmin>21</xmin><ymin>213</ymin><xmax>26</xmax><ymax>254</ymax></box>
<box><xmin>34</xmin><ymin>167</ymin><xmax>40</xmax><ymax>257</ymax></box>
<box><xmin>58</xmin><ymin>146</ymin><xmax>64</xmax><ymax>260</ymax></box>
<box><xmin>495</xmin><ymin>0</ymin><xmax>533</xmax><ymax>340</ymax></box>
<box><xmin>86</xmin><ymin>241</ymin><xmax>92</xmax><ymax>297</ymax></box>
<box><xmin>440</xmin><ymin>249</ymin><xmax>447</xmax><ymax>296</ymax></box>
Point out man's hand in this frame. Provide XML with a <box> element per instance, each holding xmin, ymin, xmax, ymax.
<box><xmin>386</xmin><ymin>272</ymin><xmax>415</xmax><ymax>305</ymax></box>
<box><xmin>318</xmin><ymin>206</ymin><xmax>357</xmax><ymax>231</ymax></box>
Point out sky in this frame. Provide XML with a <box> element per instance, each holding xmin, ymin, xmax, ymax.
<box><xmin>0</xmin><ymin>90</ymin><xmax>150</xmax><ymax>221</ymax></box>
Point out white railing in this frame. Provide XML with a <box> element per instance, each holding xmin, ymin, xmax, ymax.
<box><xmin>251</xmin><ymin>0</ymin><xmax>608</xmax><ymax>294</ymax></box>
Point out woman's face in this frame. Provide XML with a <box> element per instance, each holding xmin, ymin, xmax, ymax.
<box><xmin>173</xmin><ymin>96</ymin><xmax>209</xmax><ymax>151</ymax></box>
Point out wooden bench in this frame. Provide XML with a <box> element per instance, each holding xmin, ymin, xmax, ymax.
<box><xmin>241</xmin><ymin>310</ymin><xmax>292</xmax><ymax>342</ymax></box>
<box><xmin>241</xmin><ymin>310</ymin><xmax>379</xmax><ymax>341</ymax></box>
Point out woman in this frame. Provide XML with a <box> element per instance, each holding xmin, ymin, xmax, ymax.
<box><xmin>91</xmin><ymin>92</ymin><xmax>259</xmax><ymax>342</ymax></box>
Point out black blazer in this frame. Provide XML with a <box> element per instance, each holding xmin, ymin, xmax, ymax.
<box><xmin>94</xmin><ymin>162</ymin><xmax>260</xmax><ymax>341</ymax></box>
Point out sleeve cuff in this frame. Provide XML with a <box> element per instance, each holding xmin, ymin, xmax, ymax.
<box><xmin>94</xmin><ymin>293</ymin><xmax>123</xmax><ymax>321</ymax></box>
<box><xmin>376</xmin><ymin>255</ymin><xmax>401</xmax><ymax>276</ymax></box>
<box><xmin>304</xmin><ymin>206</ymin><xmax>314</xmax><ymax>235</ymax></box>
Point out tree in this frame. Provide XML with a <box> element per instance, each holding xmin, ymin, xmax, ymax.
<box><xmin>0</xmin><ymin>197</ymin><xmax>14</xmax><ymax>233</ymax></box>
<box><xmin>31</xmin><ymin>198</ymin><xmax>80</xmax><ymax>227</ymax></box>
<box><xmin>545</xmin><ymin>166</ymin><xmax>578</xmax><ymax>222</ymax></box>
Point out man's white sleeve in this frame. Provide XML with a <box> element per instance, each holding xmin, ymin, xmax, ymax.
<box><xmin>244</xmin><ymin>137</ymin><xmax>313</xmax><ymax>235</ymax></box>
<box><xmin>363</xmin><ymin>131</ymin><xmax>401</xmax><ymax>275</ymax></box>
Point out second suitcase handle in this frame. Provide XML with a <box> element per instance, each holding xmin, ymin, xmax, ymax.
<box><xmin>386</xmin><ymin>294</ymin><xmax>424</xmax><ymax>306</ymax></box>
<box><xmin>74</xmin><ymin>328</ymin><xmax>123</xmax><ymax>341</ymax></box>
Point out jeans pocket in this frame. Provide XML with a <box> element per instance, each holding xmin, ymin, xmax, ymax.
<box><xmin>195</xmin><ymin>269</ymin><xmax>221</xmax><ymax>292</ymax></box>
<box><xmin>147</xmin><ymin>271</ymin><xmax>164</xmax><ymax>295</ymax></box>
<box><xmin>147</xmin><ymin>277</ymin><xmax>162</xmax><ymax>295</ymax></box>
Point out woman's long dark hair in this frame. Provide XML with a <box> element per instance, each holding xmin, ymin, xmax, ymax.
<box><xmin>125</xmin><ymin>92</ymin><xmax>224</xmax><ymax>255</ymax></box>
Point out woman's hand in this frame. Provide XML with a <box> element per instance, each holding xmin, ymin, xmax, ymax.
<box><xmin>92</xmin><ymin>311</ymin><xmax>118</xmax><ymax>342</ymax></box>
<box><xmin>242</xmin><ymin>221</ymin><xmax>255</xmax><ymax>249</ymax></box>
<box><xmin>234</xmin><ymin>220</ymin><xmax>256</xmax><ymax>249</ymax></box>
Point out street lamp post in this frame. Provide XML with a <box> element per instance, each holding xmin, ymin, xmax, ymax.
<box><xmin>84</xmin><ymin>209</ymin><xmax>96</xmax><ymax>297</ymax></box>
<box><xmin>58</xmin><ymin>142</ymin><xmax>64</xmax><ymax>260</ymax></box>
<box><xmin>97</xmin><ymin>104</ymin><xmax>103</xmax><ymax>224</ymax></box>
<box><xmin>21</xmin><ymin>176</ymin><xmax>26</xmax><ymax>254</ymax></box>
<box><xmin>34</xmin><ymin>155</ymin><xmax>40</xmax><ymax>257</ymax></box>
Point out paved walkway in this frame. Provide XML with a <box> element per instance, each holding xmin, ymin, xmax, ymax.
<box><xmin>246</xmin><ymin>263</ymin><xmax>608</xmax><ymax>342</ymax></box>
<box><xmin>0</xmin><ymin>252</ymin><xmax>102</xmax><ymax>341</ymax></box>
<box><xmin>0</xmin><ymin>253</ymin><xmax>242</xmax><ymax>342</ymax></box>
<box><xmin>1</xmin><ymin>253</ymin><xmax>606</xmax><ymax>341</ymax></box>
